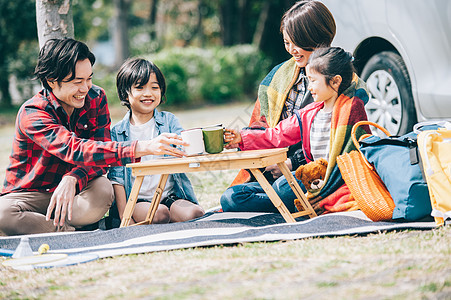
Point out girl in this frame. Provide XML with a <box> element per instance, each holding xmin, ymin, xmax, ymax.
<box><xmin>107</xmin><ymin>58</ymin><xmax>205</xmax><ymax>226</ymax></box>
<box><xmin>221</xmin><ymin>47</ymin><xmax>371</xmax><ymax>213</ymax></box>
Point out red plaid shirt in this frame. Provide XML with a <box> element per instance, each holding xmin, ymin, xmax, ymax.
<box><xmin>2</xmin><ymin>85</ymin><xmax>136</xmax><ymax>195</ymax></box>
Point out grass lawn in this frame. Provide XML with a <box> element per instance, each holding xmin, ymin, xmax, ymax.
<box><xmin>1</xmin><ymin>102</ymin><xmax>450</xmax><ymax>299</ymax></box>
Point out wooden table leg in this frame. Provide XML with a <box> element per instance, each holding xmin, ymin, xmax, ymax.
<box><xmin>277</xmin><ymin>162</ymin><xmax>317</xmax><ymax>218</ymax></box>
<box><xmin>249</xmin><ymin>168</ymin><xmax>296</xmax><ymax>223</ymax></box>
<box><xmin>120</xmin><ymin>176</ymin><xmax>144</xmax><ymax>227</ymax></box>
<box><xmin>143</xmin><ymin>174</ymin><xmax>169</xmax><ymax>225</ymax></box>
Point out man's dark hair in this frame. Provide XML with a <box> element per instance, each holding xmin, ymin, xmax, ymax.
<box><xmin>280</xmin><ymin>0</ymin><xmax>336</xmax><ymax>51</ymax></box>
<box><xmin>34</xmin><ymin>38</ymin><xmax>96</xmax><ymax>91</ymax></box>
<box><xmin>116</xmin><ymin>58</ymin><xmax>167</xmax><ymax>110</ymax></box>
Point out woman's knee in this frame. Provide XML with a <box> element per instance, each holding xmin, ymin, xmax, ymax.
<box><xmin>220</xmin><ymin>186</ymin><xmax>243</xmax><ymax>212</ymax></box>
<box><xmin>272</xmin><ymin>173</ymin><xmax>303</xmax><ymax>212</ymax></box>
<box><xmin>220</xmin><ymin>183</ymin><xmax>265</xmax><ymax>212</ymax></box>
<box><xmin>273</xmin><ymin>172</ymin><xmax>305</xmax><ymax>195</ymax></box>
<box><xmin>220</xmin><ymin>187</ymin><xmax>233</xmax><ymax>209</ymax></box>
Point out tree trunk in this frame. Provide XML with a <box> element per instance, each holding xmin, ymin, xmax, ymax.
<box><xmin>0</xmin><ymin>74</ymin><xmax>11</xmax><ymax>108</ymax></box>
<box><xmin>195</xmin><ymin>0</ymin><xmax>205</xmax><ymax>46</ymax></box>
<box><xmin>184</xmin><ymin>0</ymin><xmax>205</xmax><ymax>46</ymax></box>
<box><xmin>252</xmin><ymin>0</ymin><xmax>270</xmax><ymax>49</ymax></box>
<box><xmin>113</xmin><ymin>0</ymin><xmax>131</xmax><ymax>68</ymax></box>
<box><xmin>259</xmin><ymin>0</ymin><xmax>294</xmax><ymax>65</ymax></box>
<box><xmin>148</xmin><ymin>0</ymin><xmax>158</xmax><ymax>41</ymax></box>
<box><xmin>238</xmin><ymin>0</ymin><xmax>251</xmax><ymax>44</ymax></box>
<box><xmin>36</xmin><ymin>0</ymin><xmax>74</xmax><ymax>48</ymax></box>
<box><xmin>219</xmin><ymin>0</ymin><xmax>238</xmax><ymax>46</ymax></box>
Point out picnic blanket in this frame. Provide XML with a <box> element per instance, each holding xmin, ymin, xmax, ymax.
<box><xmin>0</xmin><ymin>211</ymin><xmax>437</xmax><ymax>260</ymax></box>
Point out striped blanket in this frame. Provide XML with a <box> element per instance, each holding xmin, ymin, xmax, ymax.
<box><xmin>258</xmin><ymin>58</ymin><xmax>300</xmax><ymax>128</ymax></box>
<box><xmin>306</xmin><ymin>80</ymin><xmax>371</xmax><ymax>212</ymax></box>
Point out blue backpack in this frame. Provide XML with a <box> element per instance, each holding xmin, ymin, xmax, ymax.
<box><xmin>359</xmin><ymin>130</ymin><xmax>431</xmax><ymax>221</ymax></box>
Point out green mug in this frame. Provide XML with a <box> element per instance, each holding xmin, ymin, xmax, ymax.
<box><xmin>202</xmin><ymin>125</ymin><xmax>224</xmax><ymax>154</ymax></box>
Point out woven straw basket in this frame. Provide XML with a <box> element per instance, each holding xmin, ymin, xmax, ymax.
<box><xmin>336</xmin><ymin>121</ymin><xmax>395</xmax><ymax>221</ymax></box>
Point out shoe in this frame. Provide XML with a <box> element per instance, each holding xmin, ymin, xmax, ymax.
<box><xmin>75</xmin><ymin>221</ymin><xmax>99</xmax><ymax>231</ymax></box>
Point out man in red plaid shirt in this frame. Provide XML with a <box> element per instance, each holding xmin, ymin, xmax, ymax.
<box><xmin>0</xmin><ymin>38</ymin><xmax>187</xmax><ymax>235</ymax></box>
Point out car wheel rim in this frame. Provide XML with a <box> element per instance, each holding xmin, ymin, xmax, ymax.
<box><xmin>365</xmin><ymin>70</ymin><xmax>402</xmax><ymax>135</ymax></box>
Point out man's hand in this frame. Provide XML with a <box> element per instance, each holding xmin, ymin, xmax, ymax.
<box><xmin>265</xmin><ymin>158</ymin><xmax>293</xmax><ymax>179</ymax></box>
<box><xmin>46</xmin><ymin>175</ymin><xmax>77</xmax><ymax>227</ymax></box>
<box><xmin>135</xmin><ymin>133</ymin><xmax>188</xmax><ymax>158</ymax></box>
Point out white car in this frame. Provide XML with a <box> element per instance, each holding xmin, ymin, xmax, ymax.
<box><xmin>321</xmin><ymin>0</ymin><xmax>451</xmax><ymax>134</ymax></box>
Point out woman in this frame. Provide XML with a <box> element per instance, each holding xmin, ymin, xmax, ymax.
<box><xmin>231</xmin><ymin>0</ymin><xmax>338</xmax><ymax>186</ymax></box>
<box><xmin>222</xmin><ymin>0</ymin><xmax>368</xmax><ymax>214</ymax></box>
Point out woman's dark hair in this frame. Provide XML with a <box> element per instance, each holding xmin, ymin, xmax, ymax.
<box><xmin>116</xmin><ymin>58</ymin><xmax>166</xmax><ymax>110</ymax></box>
<box><xmin>307</xmin><ymin>47</ymin><xmax>355</xmax><ymax>95</ymax></box>
<box><xmin>34</xmin><ymin>38</ymin><xmax>95</xmax><ymax>91</ymax></box>
<box><xmin>280</xmin><ymin>0</ymin><xmax>336</xmax><ymax>51</ymax></box>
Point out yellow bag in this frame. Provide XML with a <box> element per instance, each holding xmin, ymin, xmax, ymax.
<box><xmin>417</xmin><ymin>126</ymin><xmax>451</xmax><ymax>226</ymax></box>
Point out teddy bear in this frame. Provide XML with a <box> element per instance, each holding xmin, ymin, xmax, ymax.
<box><xmin>294</xmin><ymin>158</ymin><xmax>328</xmax><ymax>191</ymax></box>
<box><xmin>293</xmin><ymin>158</ymin><xmax>328</xmax><ymax>215</ymax></box>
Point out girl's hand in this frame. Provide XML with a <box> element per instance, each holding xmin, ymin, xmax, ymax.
<box><xmin>224</xmin><ymin>128</ymin><xmax>242</xmax><ymax>149</ymax></box>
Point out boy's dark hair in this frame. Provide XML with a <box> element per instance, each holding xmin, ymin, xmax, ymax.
<box><xmin>116</xmin><ymin>58</ymin><xmax>166</xmax><ymax>110</ymax></box>
<box><xmin>280</xmin><ymin>0</ymin><xmax>336</xmax><ymax>51</ymax></box>
<box><xmin>34</xmin><ymin>38</ymin><xmax>95</xmax><ymax>91</ymax></box>
<box><xmin>308</xmin><ymin>47</ymin><xmax>355</xmax><ymax>95</ymax></box>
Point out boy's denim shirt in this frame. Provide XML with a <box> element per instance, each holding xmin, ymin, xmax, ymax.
<box><xmin>107</xmin><ymin>109</ymin><xmax>198</xmax><ymax>205</ymax></box>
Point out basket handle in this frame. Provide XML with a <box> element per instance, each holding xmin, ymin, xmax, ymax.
<box><xmin>351</xmin><ymin>121</ymin><xmax>391</xmax><ymax>170</ymax></box>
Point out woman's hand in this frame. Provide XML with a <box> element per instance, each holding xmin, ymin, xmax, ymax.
<box><xmin>224</xmin><ymin>128</ymin><xmax>242</xmax><ymax>149</ymax></box>
<box><xmin>135</xmin><ymin>133</ymin><xmax>188</xmax><ymax>158</ymax></box>
<box><xmin>265</xmin><ymin>158</ymin><xmax>292</xmax><ymax>179</ymax></box>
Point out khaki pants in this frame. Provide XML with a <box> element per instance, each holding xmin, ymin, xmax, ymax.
<box><xmin>0</xmin><ymin>176</ymin><xmax>114</xmax><ymax>236</ymax></box>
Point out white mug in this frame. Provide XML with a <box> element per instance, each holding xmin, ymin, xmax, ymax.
<box><xmin>181</xmin><ymin>128</ymin><xmax>205</xmax><ymax>156</ymax></box>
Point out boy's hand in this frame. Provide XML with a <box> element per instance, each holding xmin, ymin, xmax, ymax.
<box><xmin>224</xmin><ymin>128</ymin><xmax>242</xmax><ymax>149</ymax></box>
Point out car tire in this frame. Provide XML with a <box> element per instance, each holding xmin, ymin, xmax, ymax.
<box><xmin>360</xmin><ymin>51</ymin><xmax>417</xmax><ymax>135</ymax></box>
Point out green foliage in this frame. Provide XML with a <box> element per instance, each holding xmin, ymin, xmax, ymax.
<box><xmin>92</xmin><ymin>66</ymin><xmax>120</xmax><ymax>106</ymax></box>
<box><xmin>73</xmin><ymin>0</ymin><xmax>112</xmax><ymax>41</ymax></box>
<box><xmin>129</xmin><ymin>25</ymin><xmax>162</xmax><ymax>56</ymax></box>
<box><xmin>148</xmin><ymin>45</ymin><xmax>270</xmax><ymax>105</ymax></box>
<box><xmin>198</xmin><ymin>49</ymin><xmax>243</xmax><ymax>103</ymax></box>
<box><xmin>148</xmin><ymin>51</ymin><xmax>190</xmax><ymax>106</ymax></box>
<box><xmin>7</xmin><ymin>40</ymin><xmax>41</xmax><ymax>104</ymax></box>
<box><xmin>93</xmin><ymin>45</ymin><xmax>269</xmax><ymax>108</ymax></box>
<box><xmin>7</xmin><ymin>42</ymin><xmax>39</xmax><ymax>80</ymax></box>
<box><xmin>0</xmin><ymin>1</ymin><xmax>36</xmax><ymax>49</ymax></box>
<box><xmin>0</xmin><ymin>0</ymin><xmax>37</xmax><ymax>106</ymax></box>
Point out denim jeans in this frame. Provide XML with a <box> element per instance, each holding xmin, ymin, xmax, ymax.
<box><xmin>220</xmin><ymin>171</ymin><xmax>306</xmax><ymax>213</ymax></box>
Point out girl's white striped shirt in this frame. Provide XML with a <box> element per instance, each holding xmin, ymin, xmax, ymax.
<box><xmin>310</xmin><ymin>109</ymin><xmax>332</xmax><ymax>161</ymax></box>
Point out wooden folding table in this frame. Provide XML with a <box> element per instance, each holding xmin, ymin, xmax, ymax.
<box><xmin>120</xmin><ymin>148</ymin><xmax>317</xmax><ymax>227</ymax></box>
